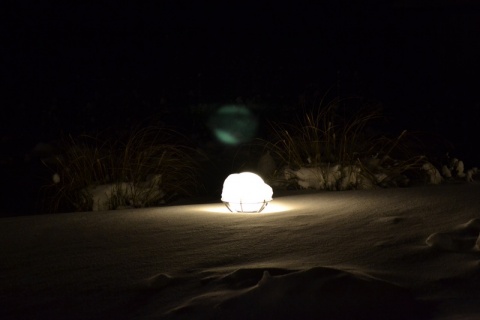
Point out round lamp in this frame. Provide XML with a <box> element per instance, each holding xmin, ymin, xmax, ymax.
<box><xmin>221</xmin><ymin>172</ymin><xmax>273</xmax><ymax>213</ymax></box>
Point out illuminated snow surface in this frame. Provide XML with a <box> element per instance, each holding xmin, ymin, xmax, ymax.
<box><xmin>2</xmin><ymin>183</ymin><xmax>480</xmax><ymax>319</ymax></box>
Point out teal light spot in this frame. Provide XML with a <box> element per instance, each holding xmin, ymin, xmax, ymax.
<box><xmin>209</xmin><ymin>105</ymin><xmax>258</xmax><ymax>145</ymax></box>
<box><xmin>213</xmin><ymin>129</ymin><xmax>239</xmax><ymax>144</ymax></box>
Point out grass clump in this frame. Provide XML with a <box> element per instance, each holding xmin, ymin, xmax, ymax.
<box><xmin>263</xmin><ymin>97</ymin><xmax>426</xmax><ymax>190</ymax></box>
<box><xmin>42</xmin><ymin>126</ymin><xmax>199</xmax><ymax>212</ymax></box>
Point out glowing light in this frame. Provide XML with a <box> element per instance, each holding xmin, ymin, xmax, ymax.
<box><xmin>221</xmin><ymin>172</ymin><xmax>273</xmax><ymax>213</ymax></box>
<box><xmin>195</xmin><ymin>201</ymin><xmax>293</xmax><ymax>214</ymax></box>
<box><xmin>208</xmin><ymin>105</ymin><xmax>258</xmax><ymax>145</ymax></box>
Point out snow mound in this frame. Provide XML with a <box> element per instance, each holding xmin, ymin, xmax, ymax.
<box><xmin>88</xmin><ymin>174</ymin><xmax>166</xmax><ymax>211</ymax></box>
<box><xmin>426</xmin><ymin>218</ymin><xmax>480</xmax><ymax>252</ymax></box>
<box><xmin>144</xmin><ymin>273</ymin><xmax>178</xmax><ymax>289</ymax></box>
<box><xmin>160</xmin><ymin>267</ymin><xmax>429</xmax><ymax>320</ymax></box>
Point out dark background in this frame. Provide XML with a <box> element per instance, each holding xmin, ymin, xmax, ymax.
<box><xmin>1</xmin><ymin>1</ymin><xmax>480</xmax><ymax>214</ymax></box>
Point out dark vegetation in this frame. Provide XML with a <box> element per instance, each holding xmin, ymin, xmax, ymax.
<box><xmin>1</xmin><ymin>79</ymin><xmax>465</xmax><ymax>215</ymax></box>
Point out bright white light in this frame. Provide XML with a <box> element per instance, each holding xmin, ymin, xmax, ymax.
<box><xmin>195</xmin><ymin>200</ymin><xmax>293</xmax><ymax>214</ymax></box>
<box><xmin>221</xmin><ymin>172</ymin><xmax>273</xmax><ymax>213</ymax></box>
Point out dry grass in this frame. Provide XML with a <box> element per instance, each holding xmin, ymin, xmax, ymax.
<box><xmin>42</xmin><ymin>126</ymin><xmax>200</xmax><ymax>212</ymax></box>
<box><xmin>263</xmin><ymin>97</ymin><xmax>427</xmax><ymax>189</ymax></box>
<box><xmin>266</xmin><ymin>98</ymin><xmax>380</xmax><ymax>167</ymax></box>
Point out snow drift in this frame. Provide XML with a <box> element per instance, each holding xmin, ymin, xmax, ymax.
<box><xmin>1</xmin><ymin>183</ymin><xmax>480</xmax><ymax>319</ymax></box>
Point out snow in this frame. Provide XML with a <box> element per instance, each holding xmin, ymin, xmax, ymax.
<box><xmin>89</xmin><ymin>174</ymin><xmax>165</xmax><ymax>211</ymax></box>
<box><xmin>1</xmin><ymin>183</ymin><xmax>480</xmax><ymax>319</ymax></box>
<box><xmin>422</xmin><ymin>162</ymin><xmax>444</xmax><ymax>185</ymax></box>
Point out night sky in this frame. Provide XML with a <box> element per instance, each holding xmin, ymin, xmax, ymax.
<box><xmin>1</xmin><ymin>1</ymin><xmax>480</xmax><ymax>213</ymax></box>
<box><xmin>3</xmin><ymin>2</ymin><xmax>480</xmax><ymax>130</ymax></box>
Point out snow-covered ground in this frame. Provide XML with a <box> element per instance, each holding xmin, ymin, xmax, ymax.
<box><xmin>1</xmin><ymin>183</ymin><xmax>480</xmax><ymax>319</ymax></box>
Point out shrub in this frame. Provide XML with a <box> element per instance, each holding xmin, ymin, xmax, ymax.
<box><xmin>263</xmin><ymin>97</ymin><xmax>426</xmax><ymax>190</ymax></box>
<box><xmin>42</xmin><ymin>126</ymin><xmax>199</xmax><ymax>212</ymax></box>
